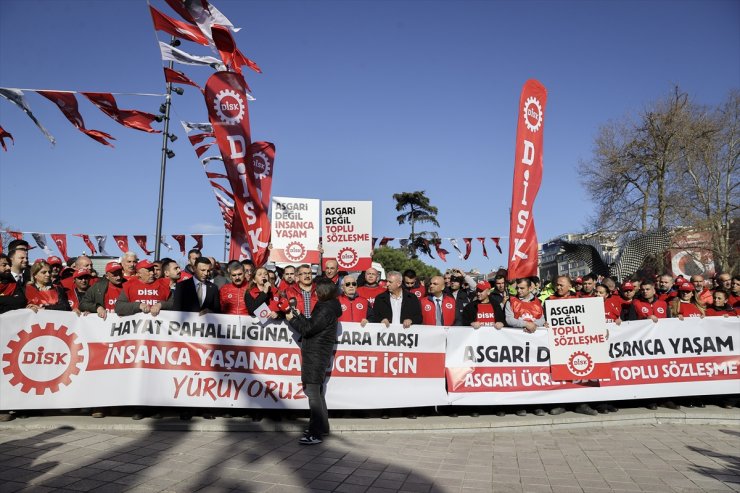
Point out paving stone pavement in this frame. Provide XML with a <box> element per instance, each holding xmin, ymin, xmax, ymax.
<box><xmin>0</xmin><ymin>417</ymin><xmax>739</xmax><ymax>493</ymax></box>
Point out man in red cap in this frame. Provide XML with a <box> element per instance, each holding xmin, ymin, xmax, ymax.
<box><xmin>462</xmin><ymin>281</ymin><xmax>505</xmax><ymax>329</ymax></box>
<box><xmin>66</xmin><ymin>268</ymin><xmax>93</xmax><ymax>313</ymax></box>
<box><xmin>115</xmin><ymin>260</ymin><xmax>172</xmax><ymax>316</ymax></box>
<box><xmin>80</xmin><ymin>261</ymin><xmax>126</xmax><ymax>320</ymax></box>
<box><xmin>46</xmin><ymin>256</ymin><xmax>63</xmax><ymax>285</ymax></box>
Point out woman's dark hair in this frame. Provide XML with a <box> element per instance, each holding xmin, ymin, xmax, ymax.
<box><xmin>315</xmin><ymin>279</ymin><xmax>338</xmax><ymax>302</ymax></box>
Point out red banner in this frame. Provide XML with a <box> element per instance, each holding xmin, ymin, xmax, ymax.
<box><xmin>37</xmin><ymin>91</ymin><xmax>115</xmax><ymax>147</ymax></box>
<box><xmin>82</xmin><ymin>93</ymin><xmax>160</xmax><ymax>134</ymax></box>
<box><xmin>74</xmin><ymin>234</ymin><xmax>97</xmax><ymax>254</ymax></box>
<box><xmin>49</xmin><ymin>234</ymin><xmax>69</xmax><ymax>261</ymax></box>
<box><xmin>113</xmin><ymin>235</ymin><xmax>129</xmax><ymax>254</ymax></box>
<box><xmin>507</xmin><ymin>80</ymin><xmax>547</xmax><ymax>280</ymax></box>
<box><xmin>134</xmin><ymin>235</ymin><xmax>154</xmax><ymax>255</ymax></box>
<box><xmin>0</xmin><ymin>125</ymin><xmax>13</xmax><ymax>151</ymax></box>
<box><xmin>204</xmin><ymin>72</ymin><xmax>270</xmax><ymax>264</ymax></box>
<box><xmin>163</xmin><ymin>68</ymin><xmax>203</xmax><ymax>93</ymax></box>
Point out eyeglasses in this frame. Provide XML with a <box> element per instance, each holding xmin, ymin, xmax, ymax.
<box><xmin>299</xmin><ymin>272</ymin><xmax>312</xmax><ymax>276</ymax></box>
<box><xmin>344</xmin><ymin>282</ymin><xmax>357</xmax><ymax>287</ymax></box>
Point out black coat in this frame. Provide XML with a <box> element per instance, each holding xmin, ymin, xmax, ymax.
<box><xmin>0</xmin><ymin>282</ymin><xmax>27</xmax><ymax>314</ymax></box>
<box><xmin>370</xmin><ymin>290</ymin><xmax>423</xmax><ymax>325</ymax></box>
<box><xmin>173</xmin><ymin>278</ymin><xmax>220</xmax><ymax>313</ymax></box>
<box><xmin>288</xmin><ymin>299</ymin><xmax>341</xmax><ymax>384</ymax></box>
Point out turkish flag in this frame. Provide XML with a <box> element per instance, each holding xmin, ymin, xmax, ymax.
<box><xmin>74</xmin><ymin>234</ymin><xmax>98</xmax><ymax>254</ymax></box>
<box><xmin>150</xmin><ymin>5</ymin><xmax>208</xmax><ymax>45</ymax></box>
<box><xmin>37</xmin><ymin>91</ymin><xmax>115</xmax><ymax>146</ymax></box>
<box><xmin>191</xmin><ymin>235</ymin><xmax>203</xmax><ymax>251</ymax></box>
<box><xmin>477</xmin><ymin>238</ymin><xmax>488</xmax><ymax>258</ymax></box>
<box><xmin>82</xmin><ymin>93</ymin><xmax>160</xmax><ymax>134</ymax></box>
<box><xmin>50</xmin><ymin>234</ymin><xmax>69</xmax><ymax>261</ymax></box>
<box><xmin>134</xmin><ymin>235</ymin><xmax>154</xmax><ymax>255</ymax></box>
<box><xmin>172</xmin><ymin>235</ymin><xmax>186</xmax><ymax>255</ymax></box>
<box><xmin>508</xmin><ymin>80</ymin><xmax>546</xmax><ymax>280</ymax></box>
<box><xmin>164</xmin><ymin>67</ymin><xmax>203</xmax><ymax>92</ymax></box>
<box><xmin>211</xmin><ymin>25</ymin><xmax>261</xmax><ymax>76</ymax></box>
<box><xmin>0</xmin><ymin>125</ymin><xmax>13</xmax><ymax>151</ymax></box>
<box><xmin>113</xmin><ymin>235</ymin><xmax>129</xmax><ymax>254</ymax></box>
<box><xmin>463</xmin><ymin>238</ymin><xmax>472</xmax><ymax>260</ymax></box>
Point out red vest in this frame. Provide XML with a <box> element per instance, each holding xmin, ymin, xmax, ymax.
<box><xmin>220</xmin><ymin>283</ymin><xmax>249</xmax><ymax>315</ymax></box>
<box><xmin>357</xmin><ymin>285</ymin><xmax>386</xmax><ymax>306</ymax></box>
<box><xmin>25</xmin><ymin>285</ymin><xmax>60</xmax><ymax>307</ymax></box>
<box><xmin>675</xmin><ymin>301</ymin><xmax>703</xmax><ymax>318</ymax></box>
<box><xmin>632</xmin><ymin>298</ymin><xmax>669</xmax><ymax>319</ymax></box>
<box><xmin>408</xmin><ymin>285</ymin><xmax>426</xmax><ymax>299</ymax></box>
<box><xmin>420</xmin><ymin>295</ymin><xmax>456</xmax><ymax>326</ymax></box>
<box><xmin>338</xmin><ymin>294</ymin><xmax>370</xmax><ymax>322</ymax></box>
<box><xmin>123</xmin><ymin>278</ymin><xmax>170</xmax><ymax>305</ymax></box>
<box><xmin>474</xmin><ymin>302</ymin><xmax>499</xmax><ymax>326</ymax></box>
<box><xmin>509</xmin><ymin>296</ymin><xmax>543</xmax><ymax>322</ymax></box>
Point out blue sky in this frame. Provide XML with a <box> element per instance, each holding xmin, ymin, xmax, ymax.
<box><xmin>1</xmin><ymin>0</ymin><xmax>738</xmax><ymax>274</ymax></box>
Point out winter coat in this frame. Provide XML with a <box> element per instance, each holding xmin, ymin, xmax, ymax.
<box><xmin>288</xmin><ymin>298</ymin><xmax>341</xmax><ymax>385</ymax></box>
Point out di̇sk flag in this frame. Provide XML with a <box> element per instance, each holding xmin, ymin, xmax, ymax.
<box><xmin>37</xmin><ymin>91</ymin><xmax>115</xmax><ymax>147</ymax></box>
<box><xmin>507</xmin><ymin>79</ymin><xmax>547</xmax><ymax>280</ymax></box>
<box><xmin>82</xmin><ymin>93</ymin><xmax>160</xmax><ymax>134</ymax></box>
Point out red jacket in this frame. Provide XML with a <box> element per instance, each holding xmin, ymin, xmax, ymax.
<box><xmin>629</xmin><ymin>297</ymin><xmax>669</xmax><ymax>319</ymax></box>
<box><xmin>338</xmin><ymin>294</ymin><xmax>371</xmax><ymax>322</ymax></box>
<box><xmin>357</xmin><ymin>285</ymin><xmax>386</xmax><ymax>306</ymax></box>
<box><xmin>420</xmin><ymin>295</ymin><xmax>457</xmax><ymax>326</ymax></box>
<box><xmin>220</xmin><ymin>282</ymin><xmax>249</xmax><ymax>315</ymax></box>
<box><xmin>281</xmin><ymin>283</ymin><xmax>317</xmax><ymax>315</ymax></box>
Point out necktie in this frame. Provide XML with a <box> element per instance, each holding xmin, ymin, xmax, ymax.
<box><xmin>197</xmin><ymin>281</ymin><xmax>204</xmax><ymax>307</ymax></box>
<box><xmin>435</xmin><ymin>298</ymin><xmax>442</xmax><ymax>325</ymax></box>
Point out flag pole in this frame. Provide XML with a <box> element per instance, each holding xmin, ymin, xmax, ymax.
<box><xmin>154</xmin><ymin>37</ymin><xmax>178</xmax><ymax>261</ymax></box>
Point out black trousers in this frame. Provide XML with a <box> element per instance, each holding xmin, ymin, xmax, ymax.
<box><xmin>304</xmin><ymin>383</ymin><xmax>329</xmax><ymax>437</ymax></box>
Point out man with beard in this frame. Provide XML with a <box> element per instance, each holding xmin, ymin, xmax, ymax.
<box><xmin>0</xmin><ymin>253</ymin><xmax>25</xmax><ymax>314</ymax></box>
<box><xmin>220</xmin><ymin>261</ymin><xmax>249</xmax><ymax>315</ymax></box>
<box><xmin>403</xmin><ymin>269</ymin><xmax>426</xmax><ymax>299</ymax></box>
<box><xmin>80</xmin><ymin>262</ymin><xmax>126</xmax><ymax>320</ymax></box>
<box><xmin>577</xmin><ymin>274</ymin><xmax>598</xmax><ymax>298</ymax></box>
<box><xmin>462</xmin><ymin>281</ymin><xmax>505</xmax><ymax>329</ymax></box>
<box><xmin>115</xmin><ymin>260</ymin><xmax>172</xmax><ymax>316</ymax></box>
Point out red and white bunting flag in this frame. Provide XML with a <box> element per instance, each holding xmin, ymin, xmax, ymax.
<box><xmin>477</xmin><ymin>237</ymin><xmax>488</xmax><ymax>258</ymax></box>
<box><xmin>449</xmin><ymin>238</ymin><xmax>464</xmax><ymax>259</ymax></box>
<box><xmin>0</xmin><ymin>88</ymin><xmax>55</xmax><ymax>144</ymax></box>
<box><xmin>187</xmin><ymin>132</ymin><xmax>213</xmax><ymax>146</ymax></box>
<box><xmin>8</xmin><ymin>231</ymin><xmax>23</xmax><ymax>240</ymax></box>
<box><xmin>31</xmin><ymin>233</ymin><xmax>53</xmax><ymax>256</ymax></box>
<box><xmin>163</xmin><ymin>67</ymin><xmax>203</xmax><ymax>93</ymax></box>
<box><xmin>204</xmin><ymin>71</ymin><xmax>270</xmax><ymax>264</ymax></box>
<box><xmin>211</xmin><ymin>25</ymin><xmax>261</xmax><ymax>76</ymax></box>
<box><xmin>159</xmin><ymin>42</ymin><xmax>223</xmax><ymax>68</ymax></box>
<box><xmin>50</xmin><ymin>234</ymin><xmax>69</xmax><ymax>261</ymax></box>
<box><xmin>379</xmin><ymin>237</ymin><xmax>393</xmax><ymax>247</ymax></box>
<box><xmin>164</xmin><ymin>0</ymin><xmax>197</xmax><ymax>25</ymax></box>
<box><xmin>172</xmin><ymin>235</ymin><xmax>186</xmax><ymax>255</ymax></box>
<box><xmin>134</xmin><ymin>235</ymin><xmax>154</xmax><ymax>255</ymax></box>
<box><xmin>37</xmin><ymin>91</ymin><xmax>115</xmax><ymax>146</ymax></box>
<box><xmin>82</xmin><ymin>93</ymin><xmax>160</xmax><ymax>134</ymax></box>
<box><xmin>491</xmin><ymin>237</ymin><xmax>503</xmax><ymax>254</ymax></box>
<box><xmin>159</xmin><ymin>236</ymin><xmax>173</xmax><ymax>252</ymax></box>
<box><xmin>195</xmin><ymin>142</ymin><xmax>214</xmax><ymax>157</ymax></box>
<box><xmin>433</xmin><ymin>240</ymin><xmax>449</xmax><ymax>262</ymax></box>
<box><xmin>508</xmin><ymin>79</ymin><xmax>546</xmax><ymax>280</ymax></box>
<box><xmin>205</xmin><ymin>171</ymin><xmax>227</xmax><ymax>179</ymax></box>
<box><xmin>74</xmin><ymin>234</ymin><xmax>97</xmax><ymax>254</ymax></box>
<box><xmin>113</xmin><ymin>235</ymin><xmax>129</xmax><ymax>254</ymax></box>
<box><xmin>463</xmin><ymin>238</ymin><xmax>472</xmax><ymax>260</ymax></box>
<box><xmin>181</xmin><ymin>121</ymin><xmax>213</xmax><ymax>133</ymax></box>
<box><xmin>250</xmin><ymin>141</ymin><xmax>275</xmax><ymax>211</ymax></box>
<box><xmin>209</xmin><ymin>180</ymin><xmax>235</xmax><ymax>200</ymax></box>
<box><xmin>0</xmin><ymin>125</ymin><xmax>14</xmax><ymax>151</ymax></box>
<box><xmin>167</xmin><ymin>0</ymin><xmax>240</xmax><ymax>43</ymax></box>
<box><xmin>191</xmin><ymin>235</ymin><xmax>204</xmax><ymax>251</ymax></box>
<box><xmin>150</xmin><ymin>5</ymin><xmax>209</xmax><ymax>45</ymax></box>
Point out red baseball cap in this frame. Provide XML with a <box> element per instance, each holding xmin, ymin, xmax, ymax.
<box><xmin>73</xmin><ymin>268</ymin><xmax>92</xmax><ymax>279</ymax></box>
<box><xmin>575</xmin><ymin>277</ymin><xmax>583</xmax><ymax>284</ymax></box>
<box><xmin>621</xmin><ymin>281</ymin><xmax>635</xmax><ymax>291</ymax></box>
<box><xmin>47</xmin><ymin>256</ymin><xmax>63</xmax><ymax>266</ymax></box>
<box><xmin>679</xmin><ymin>282</ymin><xmax>695</xmax><ymax>292</ymax></box>
<box><xmin>105</xmin><ymin>261</ymin><xmax>124</xmax><ymax>273</ymax></box>
<box><xmin>476</xmin><ymin>281</ymin><xmax>491</xmax><ymax>292</ymax></box>
<box><xmin>136</xmin><ymin>260</ymin><xmax>154</xmax><ymax>270</ymax></box>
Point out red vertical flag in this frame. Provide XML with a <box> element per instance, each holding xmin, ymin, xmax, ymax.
<box><xmin>134</xmin><ymin>235</ymin><xmax>154</xmax><ymax>255</ymax></box>
<box><xmin>36</xmin><ymin>91</ymin><xmax>115</xmax><ymax>146</ymax></box>
<box><xmin>204</xmin><ymin>71</ymin><xmax>270</xmax><ymax>265</ymax></box>
<box><xmin>507</xmin><ymin>80</ymin><xmax>547</xmax><ymax>280</ymax></box>
<box><xmin>113</xmin><ymin>235</ymin><xmax>130</xmax><ymax>254</ymax></box>
<box><xmin>74</xmin><ymin>234</ymin><xmax>98</xmax><ymax>254</ymax></box>
<box><xmin>172</xmin><ymin>235</ymin><xmax>186</xmax><ymax>255</ymax></box>
<box><xmin>191</xmin><ymin>235</ymin><xmax>204</xmax><ymax>251</ymax></box>
<box><xmin>50</xmin><ymin>234</ymin><xmax>69</xmax><ymax>261</ymax></box>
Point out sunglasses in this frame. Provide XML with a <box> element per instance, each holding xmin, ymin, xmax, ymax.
<box><xmin>344</xmin><ymin>282</ymin><xmax>357</xmax><ymax>287</ymax></box>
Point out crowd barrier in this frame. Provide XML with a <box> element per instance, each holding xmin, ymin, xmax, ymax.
<box><xmin>0</xmin><ymin>310</ymin><xmax>737</xmax><ymax>410</ymax></box>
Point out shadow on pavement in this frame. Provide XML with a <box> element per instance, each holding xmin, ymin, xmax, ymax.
<box><xmin>686</xmin><ymin>428</ymin><xmax>740</xmax><ymax>486</ymax></box>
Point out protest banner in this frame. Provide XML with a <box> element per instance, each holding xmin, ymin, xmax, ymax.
<box><xmin>269</xmin><ymin>196</ymin><xmax>320</xmax><ymax>265</ymax></box>
<box><xmin>445</xmin><ymin>318</ymin><xmax>738</xmax><ymax>406</ymax></box>
<box><xmin>545</xmin><ymin>297</ymin><xmax>611</xmax><ymax>380</ymax></box>
<box><xmin>321</xmin><ymin>201</ymin><xmax>372</xmax><ymax>271</ymax></box>
<box><xmin>0</xmin><ymin>310</ymin><xmax>447</xmax><ymax>410</ymax></box>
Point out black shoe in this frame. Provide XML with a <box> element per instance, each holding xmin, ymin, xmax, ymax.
<box><xmin>575</xmin><ymin>404</ymin><xmax>598</xmax><ymax>416</ymax></box>
<box><xmin>381</xmin><ymin>414</ymin><xmax>390</xmax><ymax>419</ymax></box>
<box><xmin>515</xmin><ymin>409</ymin><xmax>527</xmax><ymax>417</ymax></box>
<box><xmin>449</xmin><ymin>412</ymin><xmax>458</xmax><ymax>417</ymax></box>
<box><xmin>0</xmin><ymin>413</ymin><xmax>15</xmax><ymax>422</ymax></box>
<box><xmin>549</xmin><ymin>407</ymin><xmax>566</xmax><ymax>416</ymax></box>
<box><xmin>150</xmin><ymin>413</ymin><xmax>163</xmax><ymax>419</ymax></box>
<box><xmin>470</xmin><ymin>412</ymin><xmax>480</xmax><ymax>417</ymax></box>
<box><xmin>299</xmin><ymin>435</ymin><xmax>322</xmax><ymax>445</ymax></box>
<box><xmin>646</xmin><ymin>403</ymin><xmax>658</xmax><ymax>410</ymax></box>
<box><xmin>180</xmin><ymin>413</ymin><xmax>192</xmax><ymax>421</ymax></box>
<box><xmin>662</xmin><ymin>401</ymin><xmax>680</xmax><ymax>410</ymax></box>
<box><xmin>495</xmin><ymin>410</ymin><xmax>506</xmax><ymax>417</ymax></box>
<box><xmin>406</xmin><ymin>414</ymin><xmax>417</xmax><ymax>419</ymax></box>
<box><xmin>202</xmin><ymin>413</ymin><xmax>215</xmax><ymax>420</ymax></box>
<box><xmin>131</xmin><ymin>413</ymin><xmax>145</xmax><ymax>421</ymax></box>
<box><xmin>534</xmin><ymin>408</ymin><xmax>546</xmax><ymax>416</ymax></box>
<box><xmin>595</xmin><ymin>404</ymin><xmax>609</xmax><ymax>414</ymax></box>
<box><xmin>606</xmin><ymin>404</ymin><xmax>618</xmax><ymax>412</ymax></box>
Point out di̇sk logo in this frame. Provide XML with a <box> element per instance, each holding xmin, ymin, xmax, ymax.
<box><xmin>656</xmin><ymin>307</ymin><xmax>665</xmax><ymax>314</ymax></box>
<box><xmin>567</xmin><ymin>351</ymin><xmax>594</xmax><ymax>377</ymax></box>
<box><xmin>213</xmin><ymin>89</ymin><xmax>245</xmax><ymax>125</ymax></box>
<box><xmin>285</xmin><ymin>241</ymin><xmax>306</xmax><ymax>262</ymax></box>
<box><xmin>523</xmin><ymin>96</ymin><xmax>543</xmax><ymax>133</ymax></box>
<box><xmin>337</xmin><ymin>247</ymin><xmax>358</xmax><ymax>269</ymax></box>
<box><xmin>2</xmin><ymin>323</ymin><xmax>85</xmax><ymax>395</ymax></box>
<box><xmin>252</xmin><ymin>151</ymin><xmax>271</xmax><ymax>179</ymax></box>
<box><xmin>424</xmin><ymin>305</ymin><xmax>432</xmax><ymax>312</ymax></box>
<box><xmin>445</xmin><ymin>302</ymin><xmax>454</xmax><ymax>310</ymax></box>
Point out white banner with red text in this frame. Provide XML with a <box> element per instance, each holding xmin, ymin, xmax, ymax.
<box><xmin>269</xmin><ymin>196</ymin><xmax>321</xmax><ymax>265</ymax></box>
<box><xmin>446</xmin><ymin>318</ymin><xmax>739</xmax><ymax>405</ymax></box>
<box><xmin>321</xmin><ymin>201</ymin><xmax>372</xmax><ymax>271</ymax></box>
<box><xmin>0</xmin><ymin>310</ymin><xmax>447</xmax><ymax>410</ymax></box>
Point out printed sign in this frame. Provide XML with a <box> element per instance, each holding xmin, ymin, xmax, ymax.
<box><xmin>269</xmin><ymin>197</ymin><xmax>320</xmax><ymax>265</ymax></box>
<box><xmin>545</xmin><ymin>297</ymin><xmax>611</xmax><ymax>380</ymax></box>
<box><xmin>321</xmin><ymin>201</ymin><xmax>372</xmax><ymax>270</ymax></box>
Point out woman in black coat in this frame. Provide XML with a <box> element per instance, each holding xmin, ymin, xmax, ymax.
<box><xmin>286</xmin><ymin>279</ymin><xmax>341</xmax><ymax>445</ymax></box>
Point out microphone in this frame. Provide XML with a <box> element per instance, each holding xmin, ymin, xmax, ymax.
<box><xmin>288</xmin><ymin>297</ymin><xmax>300</xmax><ymax>317</ymax></box>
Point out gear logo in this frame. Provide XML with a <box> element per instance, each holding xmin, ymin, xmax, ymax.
<box><xmin>285</xmin><ymin>241</ymin><xmax>306</xmax><ymax>262</ymax></box>
<box><xmin>2</xmin><ymin>323</ymin><xmax>85</xmax><ymax>395</ymax></box>
<box><xmin>523</xmin><ymin>96</ymin><xmax>543</xmax><ymax>133</ymax></box>
<box><xmin>337</xmin><ymin>247</ymin><xmax>358</xmax><ymax>269</ymax></box>
<box><xmin>252</xmin><ymin>151</ymin><xmax>272</xmax><ymax>179</ymax></box>
<box><xmin>567</xmin><ymin>351</ymin><xmax>594</xmax><ymax>377</ymax></box>
<box><xmin>213</xmin><ymin>89</ymin><xmax>245</xmax><ymax>125</ymax></box>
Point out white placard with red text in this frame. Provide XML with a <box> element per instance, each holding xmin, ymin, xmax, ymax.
<box><xmin>0</xmin><ymin>310</ymin><xmax>447</xmax><ymax>410</ymax></box>
<box><xmin>321</xmin><ymin>201</ymin><xmax>372</xmax><ymax>271</ymax></box>
<box><xmin>445</xmin><ymin>319</ymin><xmax>739</xmax><ymax>405</ymax></box>
<box><xmin>269</xmin><ymin>197</ymin><xmax>320</xmax><ymax>265</ymax></box>
<box><xmin>545</xmin><ymin>297</ymin><xmax>611</xmax><ymax>380</ymax></box>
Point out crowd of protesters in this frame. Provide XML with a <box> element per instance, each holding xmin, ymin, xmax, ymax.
<box><xmin>1</xmin><ymin>237</ymin><xmax>737</xmax><ymax>427</ymax></box>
